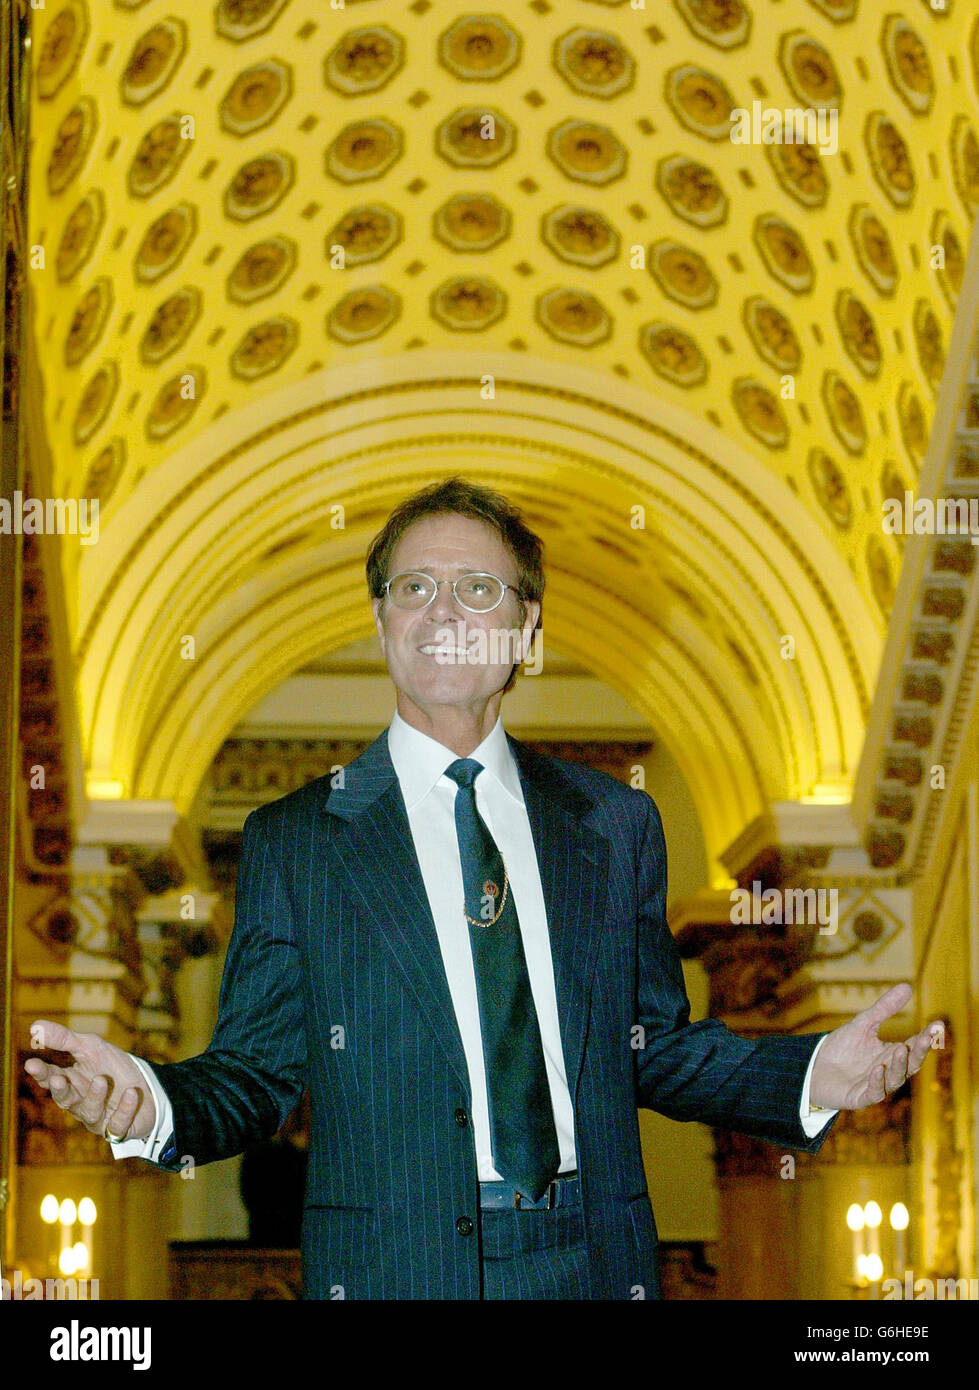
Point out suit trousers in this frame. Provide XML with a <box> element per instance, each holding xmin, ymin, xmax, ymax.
<box><xmin>479</xmin><ymin>1188</ymin><xmax>592</xmax><ymax>1300</ymax></box>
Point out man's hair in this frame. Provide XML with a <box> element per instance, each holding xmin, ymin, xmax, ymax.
<box><xmin>366</xmin><ymin>476</ymin><xmax>545</xmax><ymax>691</ymax></box>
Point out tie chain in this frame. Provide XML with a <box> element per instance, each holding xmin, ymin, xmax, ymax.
<box><xmin>463</xmin><ymin>867</ymin><xmax>510</xmax><ymax>927</ymax></box>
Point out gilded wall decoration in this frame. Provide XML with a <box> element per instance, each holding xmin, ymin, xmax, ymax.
<box><xmin>55</xmin><ymin>190</ymin><xmax>105</xmax><ymax>281</ymax></box>
<box><xmin>327</xmin><ymin>118</ymin><xmax>404</xmax><ymax>181</ymax></box>
<box><xmin>882</xmin><ymin>15</ymin><xmax>934</xmax><ymax>115</ymax></box>
<box><xmin>145</xmin><ymin>366</ymin><xmax>206</xmax><ymax>440</ymax></box>
<box><xmin>73</xmin><ymin>360</ymin><xmax>119</xmax><ymax>446</ymax></box>
<box><xmin>81</xmin><ymin>438</ymin><xmax>125</xmax><ymax>506</ymax></box>
<box><xmin>215</xmin><ymin>0</ymin><xmax>290</xmax><ymax>43</ymax></box>
<box><xmin>224</xmin><ymin>151</ymin><xmax>294</xmax><ymax>219</ymax></box>
<box><xmin>219</xmin><ymin>59</ymin><xmax>292</xmax><ymax>136</ymax></box>
<box><xmin>547</xmin><ymin>119</ymin><xmax>626</xmax><ymax>184</ymax></box>
<box><xmin>778</xmin><ymin>31</ymin><xmax>842</xmax><ymax>109</ymax></box>
<box><xmin>325</xmin><ymin>25</ymin><xmax>405</xmax><ymax>95</ymax></box>
<box><xmin>742</xmin><ymin>296</ymin><xmax>802</xmax><ymax>373</ymax></box>
<box><xmin>326</xmin><ymin>285</ymin><xmax>401</xmax><ymax>344</ymax></box>
<box><xmin>807</xmin><ymin>448</ymin><xmax>852</xmax><ymax>529</ymax></box>
<box><xmin>434</xmin><ymin>194</ymin><xmax>511</xmax><ymax>253</ymax></box>
<box><xmin>36</xmin><ymin>0</ymin><xmax>89</xmax><ymax>100</ymax></box>
<box><xmin>766</xmin><ymin>140</ymin><xmax>829</xmax><ymax>208</ymax></box>
<box><xmin>438</xmin><ymin>16</ymin><xmax>521</xmax><ymax>82</ymax></box>
<box><xmin>913</xmin><ymin>299</ymin><xmax>946</xmax><ymax>394</ymax></box>
<box><xmin>672</xmin><ymin>0</ymin><xmax>751</xmax><ymax>50</ymax></box>
<box><xmin>806</xmin><ymin>0</ymin><xmax>857</xmax><ymax>21</ymax></box>
<box><xmin>931</xmin><ymin>211</ymin><xmax>964</xmax><ymax>310</ymax></box>
<box><xmin>752</xmin><ymin>215</ymin><xmax>814</xmax><ymax>294</ymax></box>
<box><xmin>535</xmin><ymin>289</ymin><xmax>612</xmax><ymax>347</ymax></box>
<box><xmin>649</xmin><ymin>241</ymin><xmax>718</xmax><ymax>310</ymax></box>
<box><xmin>665</xmin><ymin>66</ymin><xmax>737</xmax><ymax>141</ymax></box>
<box><xmin>64</xmin><ymin>277</ymin><xmax>113</xmax><ymax>367</ymax></box>
<box><xmin>430</xmin><ymin>278</ymin><xmax>507</xmax><ymax>332</ymax></box>
<box><xmin>898</xmin><ymin>381</ymin><xmax>929</xmax><ymax>467</ymax></box>
<box><xmin>822</xmin><ymin>370</ymin><xmax>867</xmax><ymax>455</ymax></box>
<box><xmin>553</xmin><ymin>28</ymin><xmax>635</xmax><ymax>99</ymax></box>
<box><xmin>731</xmin><ymin>379</ymin><xmax>789</xmax><ymax>449</ymax></box>
<box><xmin>835</xmin><ymin>289</ymin><xmax>882</xmax><ymax>380</ymax></box>
<box><xmin>121</xmin><ymin>18</ymin><xmax>188</xmax><ymax>106</ymax></box>
<box><xmin>47</xmin><ymin>97</ymin><xmax>98</xmax><ymax>196</ymax></box>
<box><xmin>134</xmin><ymin>203</ymin><xmax>198</xmax><ymax>283</ymax></box>
<box><xmin>880</xmin><ymin>460</ymin><xmax>909</xmax><ymax>525</ymax></box>
<box><xmin>866</xmin><ymin>535</ymin><xmax>895</xmax><ymax>616</ymax></box>
<box><xmin>541</xmin><ymin>205</ymin><xmax>618</xmax><ymax>268</ymax></box>
<box><xmin>865</xmin><ymin>111</ymin><xmax>915</xmax><ymax>208</ymax></box>
<box><xmin>950</xmin><ymin>116</ymin><xmax>979</xmax><ymax>218</ymax></box>
<box><xmin>326</xmin><ymin>205</ymin><xmax>402</xmax><ymax>266</ymax></box>
<box><xmin>139</xmin><ymin>287</ymin><xmax>203</xmax><ymax>365</ymax></box>
<box><xmin>848</xmin><ymin>204</ymin><xmax>898</xmax><ymax>297</ymax></box>
<box><xmin>230</xmin><ymin>316</ymin><xmax>298</xmax><ymax>379</ymax></box>
<box><xmin>127</xmin><ymin>114</ymin><xmax>193</xmax><ymax>198</ymax></box>
<box><xmin>437</xmin><ymin>108</ymin><xmax>515</xmax><ymax>169</ymax></box>
<box><xmin>639</xmin><ymin>321</ymin><xmax>708</xmax><ymax>389</ymax></box>
<box><xmin>655</xmin><ymin>156</ymin><xmax>728</xmax><ymax>229</ymax></box>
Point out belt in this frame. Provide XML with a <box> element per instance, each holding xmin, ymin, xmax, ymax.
<box><xmin>479</xmin><ymin>1172</ymin><xmax>580</xmax><ymax>1211</ymax></box>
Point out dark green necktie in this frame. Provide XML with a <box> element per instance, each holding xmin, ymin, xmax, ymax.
<box><xmin>444</xmin><ymin>757</ymin><xmax>560</xmax><ymax>1202</ymax></box>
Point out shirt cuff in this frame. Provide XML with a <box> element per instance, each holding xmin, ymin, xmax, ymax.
<box><xmin>108</xmin><ymin>1055</ymin><xmax>175</xmax><ymax>1164</ymax></box>
<box><xmin>799</xmin><ymin>1034</ymin><xmax>838</xmax><ymax>1137</ymax></box>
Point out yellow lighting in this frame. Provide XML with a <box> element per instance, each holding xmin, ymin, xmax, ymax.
<box><xmin>85</xmin><ymin>779</ymin><xmax>126</xmax><ymax>800</ymax></box>
<box><xmin>58</xmin><ymin>1247</ymin><xmax>77</xmax><ymax>1276</ymax></box>
<box><xmin>864</xmin><ymin>1201</ymin><xmax>883</xmax><ymax>1228</ymax></box>
<box><xmin>863</xmin><ymin>1253</ymin><xmax>883</xmax><ymax>1282</ymax></box>
<box><xmin>40</xmin><ymin>1194</ymin><xmax>59</xmax><ymax>1224</ymax></box>
<box><xmin>846</xmin><ymin>1203</ymin><xmax>865</xmax><ymax>1232</ymax></box>
<box><xmin>72</xmin><ymin>1241</ymin><xmax>89</xmax><ymax>1270</ymax></box>
<box><xmin>801</xmin><ymin>783</ymin><xmax>850</xmax><ymax>805</ymax></box>
<box><xmin>58</xmin><ymin>1198</ymin><xmax>77</xmax><ymax>1225</ymax></box>
<box><xmin>78</xmin><ymin>1197</ymin><xmax>97</xmax><ymax>1226</ymax></box>
<box><xmin>890</xmin><ymin>1202</ymin><xmax>910</xmax><ymax>1230</ymax></box>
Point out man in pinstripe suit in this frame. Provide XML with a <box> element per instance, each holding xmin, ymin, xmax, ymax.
<box><xmin>27</xmin><ymin>477</ymin><xmax>941</xmax><ymax>1299</ymax></box>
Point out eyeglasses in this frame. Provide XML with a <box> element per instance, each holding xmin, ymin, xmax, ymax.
<box><xmin>383</xmin><ymin>571</ymin><xmax>525</xmax><ymax>613</ymax></box>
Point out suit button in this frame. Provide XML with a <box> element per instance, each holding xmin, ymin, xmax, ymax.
<box><xmin>454</xmin><ymin>1108</ymin><xmax>469</xmax><ymax>1127</ymax></box>
<box><xmin>456</xmin><ymin>1215</ymin><xmax>474</xmax><ymax>1237</ymax></box>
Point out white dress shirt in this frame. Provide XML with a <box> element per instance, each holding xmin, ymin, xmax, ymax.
<box><xmin>114</xmin><ymin>712</ymin><xmax>835</xmax><ymax>1165</ymax></box>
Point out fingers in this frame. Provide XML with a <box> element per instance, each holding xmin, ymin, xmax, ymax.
<box><xmin>858</xmin><ymin>983</ymin><xmax>913</xmax><ymax>1031</ymax></box>
<box><xmin>104</xmin><ymin>1088</ymin><xmax>142</xmax><ymax>1142</ymax></box>
<box><xmin>28</xmin><ymin>1019</ymin><xmax>82</xmax><ymax>1054</ymax></box>
<box><xmin>882</xmin><ymin>1042</ymin><xmax>910</xmax><ymax>1095</ymax></box>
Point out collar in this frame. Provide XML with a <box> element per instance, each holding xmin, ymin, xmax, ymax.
<box><xmin>388</xmin><ymin>707</ymin><xmax>525</xmax><ymax>813</ymax></box>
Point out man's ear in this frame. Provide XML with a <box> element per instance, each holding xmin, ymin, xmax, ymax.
<box><xmin>515</xmin><ymin>600</ymin><xmax>541</xmax><ymax>662</ymax></box>
<box><xmin>372</xmin><ymin>596</ymin><xmax>386</xmax><ymax>651</ymax></box>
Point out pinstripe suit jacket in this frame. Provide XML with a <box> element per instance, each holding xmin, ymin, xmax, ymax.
<box><xmin>146</xmin><ymin>729</ymin><xmax>837</xmax><ymax>1299</ymax></box>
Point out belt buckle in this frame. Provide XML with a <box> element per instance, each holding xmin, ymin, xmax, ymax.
<box><xmin>513</xmin><ymin>1180</ymin><xmax>556</xmax><ymax>1211</ymax></box>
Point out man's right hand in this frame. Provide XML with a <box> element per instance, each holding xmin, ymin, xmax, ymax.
<box><xmin>24</xmin><ymin>1019</ymin><xmax>156</xmax><ymax>1142</ymax></box>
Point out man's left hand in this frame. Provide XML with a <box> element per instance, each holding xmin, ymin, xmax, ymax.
<box><xmin>810</xmin><ymin>983</ymin><xmax>942</xmax><ymax>1111</ymax></box>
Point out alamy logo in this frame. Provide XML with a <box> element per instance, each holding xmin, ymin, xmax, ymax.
<box><xmin>0</xmin><ymin>491</ymin><xmax>99</xmax><ymax>545</ymax></box>
<box><xmin>730</xmin><ymin>100</ymin><xmax>838</xmax><ymax>157</ymax></box>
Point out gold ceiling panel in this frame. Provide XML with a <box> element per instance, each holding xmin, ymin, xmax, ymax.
<box><xmin>26</xmin><ymin>0</ymin><xmax>979</xmax><ymax>636</ymax></box>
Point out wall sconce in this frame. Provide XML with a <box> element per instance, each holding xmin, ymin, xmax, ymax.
<box><xmin>40</xmin><ymin>1193</ymin><xmax>97</xmax><ymax>1278</ymax></box>
<box><xmin>846</xmin><ymin>1197</ymin><xmax>910</xmax><ymax>1297</ymax></box>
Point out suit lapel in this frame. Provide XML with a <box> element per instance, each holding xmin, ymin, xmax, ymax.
<box><xmin>508</xmin><ymin>737</ymin><xmax>610</xmax><ymax>1104</ymax></box>
<box><xmin>316</xmin><ymin>731</ymin><xmax>471</xmax><ymax>1092</ymax></box>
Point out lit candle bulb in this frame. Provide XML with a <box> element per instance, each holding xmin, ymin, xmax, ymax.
<box><xmin>890</xmin><ymin>1202</ymin><xmax>909</xmax><ymax>1278</ymax></box>
<box><xmin>78</xmin><ymin>1197</ymin><xmax>97</xmax><ymax>1281</ymax></box>
<box><xmin>58</xmin><ymin>1197</ymin><xmax>77</xmax><ymax>1268</ymax></box>
<box><xmin>40</xmin><ymin>1194</ymin><xmax>59</xmax><ymax>1277</ymax></box>
<box><xmin>846</xmin><ymin>1203</ymin><xmax>865</xmax><ymax>1284</ymax></box>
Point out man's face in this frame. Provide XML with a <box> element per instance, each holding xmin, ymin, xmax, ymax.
<box><xmin>371</xmin><ymin>512</ymin><xmax>540</xmax><ymax>723</ymax></box>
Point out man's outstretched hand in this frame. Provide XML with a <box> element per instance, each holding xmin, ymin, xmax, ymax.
<box><xmin>24</xmin><ymin>1020</ymin><xmax>155</xmax><ymax>1142</ymax></box>
<box><xmin>810</xmin><ymin>984</ymin><xmax>942</xmax><ymax>1112</ymax></box>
